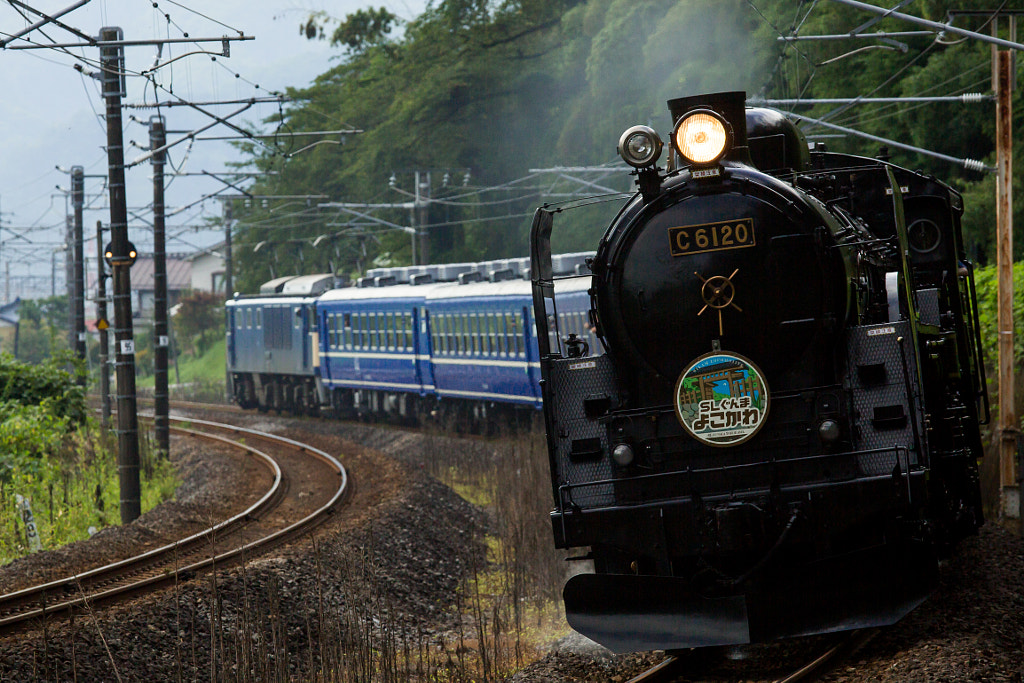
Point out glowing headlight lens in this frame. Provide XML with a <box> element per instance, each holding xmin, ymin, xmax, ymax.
<box><xmin>674</xmin><ymin>111</ymin><xmax>729</xmax><ymax>165</ymax></box>
<box><xmin>617</xmin><ymin>125</ymin><xmax>663</xmax><ymax>168</ymax></box>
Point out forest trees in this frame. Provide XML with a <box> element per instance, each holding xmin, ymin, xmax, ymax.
<box><xmin>230</xmin><ymin>0</ymin><xmax>1021</xmax><ymax>292</ymax></box>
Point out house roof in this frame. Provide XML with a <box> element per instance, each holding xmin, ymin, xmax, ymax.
<box><xmin>87</xmin><ymin>257</ymin><xmax>192</xmax><ymax>292</ymax></box>
<box><xmin>129</xmin><ymin>257</ymin><xmax>193</xmax><ymax>291</ymax></box>
<box><xmin>186</xmin><ymin>241</ymin><xmax>225</xmax><ymax>262</ymax></box>
<box><xmin>0</xmin><ymin>298</ymin><xmax>20</xmax><ymax>325</ymax></box>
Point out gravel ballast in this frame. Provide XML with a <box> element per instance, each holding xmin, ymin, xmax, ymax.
<box><xmin>0</xmin><ymin>410</ymin><xmax>1021</xmax><ymax>682</ymax></box>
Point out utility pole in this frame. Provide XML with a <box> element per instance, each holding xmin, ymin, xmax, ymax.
<box><xmin>65</xmin><ymin>214</ymin><xmax>73</xmax><ymax>334</ymax></box>
<box><xmin>993</xmin><ymin>22</ymin><xmax>1020</xmax><ymax>523</ymax></box>
<box><xmin>149</xmin><ymin>116</ymin><xmax>170</xmax><ymax>458</ymax></box>
<box><xmin>101</xmin><ymin>26</ymin><xmax>141</xmax><ymax>524</ymax></box>
<box><xmin>414</xmin><ymin>171</ymin><xmax>431</xmax><ymax>266</ymax></box>
<box><xmin>96</xmin><ymin>221</ymin><xmax>111</xmax><ymax>428</ymax></box>
<box><xmin>70</xmin><ymin>166</ymin><xmax>86</xmax><ymax>381</ymax></box>
<box><xmin>223</xmin><ymin>199</ymin><xmax>233</xmax><ymax>295</ymax></box>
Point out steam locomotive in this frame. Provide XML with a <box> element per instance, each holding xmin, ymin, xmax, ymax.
<box><xmin>530</xmin><ymin>91</ymin><xmax>987</xmax><ymax>651</ymax></box>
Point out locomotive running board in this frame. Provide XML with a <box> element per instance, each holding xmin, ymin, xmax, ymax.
<box><xmin>563</xmin><ymin>548</ymin><xmax>935</xmax><ymax>652</ymax></box>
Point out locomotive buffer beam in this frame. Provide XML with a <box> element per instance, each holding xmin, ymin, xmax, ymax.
<box><xmin>562</xmin><ymin>543</ymin><xmax>935</xmax><ymax>652</ymax></box>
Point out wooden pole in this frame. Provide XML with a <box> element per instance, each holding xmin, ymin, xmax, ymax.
<box><xmin>995</xmin><ymin>48</ymin><xmax>1018</xmax><ymax>521</ymax></box>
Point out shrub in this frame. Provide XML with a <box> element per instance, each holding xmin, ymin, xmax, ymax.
<box><xmin>0</xmin><ymin>352</ymin><xmax>86</xmax><ymax>425</ymax></box>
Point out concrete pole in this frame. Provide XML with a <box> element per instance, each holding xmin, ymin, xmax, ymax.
<box><xmin>149</xmin><ymin>117</ymin><xmax>170</xmax><ymax>458</ymax></box>
<box><xmin>70</xmin><ymin>166</ymin><xmax>86</xmax><ymax>378</ymax></box>
<box><xmin>419</xmin><ymin>171</ymin><xmax>431</xmax><ymax>265</ymax></box>
<box><xmin>97</xmin><ymin>221</ymin><xmax>111</xmax><ymax>428</ymax></box>
<box><xmin>223</xmin><ymin>200</ymin><xmax>233</xmax><ymax>295</ymax></box>
<box><xmin>100</xmin><ymin>26</ymin><xmax>141</xmax><ymax>524</ymax></box>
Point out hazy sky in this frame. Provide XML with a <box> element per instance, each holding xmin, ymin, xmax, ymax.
<box><xmin>0</xmin><ymin>0</ymin><xmax>427</xmax><ymax>300</ymax></box>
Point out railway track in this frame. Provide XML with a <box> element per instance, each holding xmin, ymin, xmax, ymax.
<box><xmin>625</xmin><ymin>629</ymin><xmax>878</xmax><ymax>683</ymax></box>
<box><xmin>0</xmin><ymin>415</ymin><xmax>348</xmax><ymax>634</ymax></box>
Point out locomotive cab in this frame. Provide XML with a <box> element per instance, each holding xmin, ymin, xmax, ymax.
<box><xmin>531</xmin><ymin>91</ymin><xmax>986</xmax><ymax>651</ymax></box>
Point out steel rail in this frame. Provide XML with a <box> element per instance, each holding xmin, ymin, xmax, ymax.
<box><xmin>623</xmin><ymin>628</ymin><xmax>877</xmax><ymax>683</ymax></box>
<box><xmin>625</xmin><ymin>655</ymin><xmax>684</xmax><ymax>683</ymax></box>
<box><xmin>0</xmin><ymin>417</ymin><xmax>347</xmax><ymax>632</ymax></box>
<box><xmin>773</xmin><ymin>630</ymin><xmax>878</xmax><ymax>683</ymax></box>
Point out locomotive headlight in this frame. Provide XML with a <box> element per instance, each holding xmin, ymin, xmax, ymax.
<box><xmin>617</xmin><ymin>125</ymin><xmax>663</xmax><ymax>168</ymax></box>
<box><xmin>673</xmin><ymin>110</ymin><xmax>731</xmax><ymax>165</ymax></box>
<box><xmin>612</xmin><ymin>443</ymin><xmax>635</xmax><ymax>466</ymax></box>
<box><xmin>819</xmin><ymin>419</ymin><xmax>840</xmax><ymax>444</ymax></box>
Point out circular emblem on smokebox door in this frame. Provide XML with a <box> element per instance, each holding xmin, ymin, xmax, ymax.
<box><xmin>674</xmin><ymin>351</ymin><xmax>770</xmax><ymax>447</ymax></box>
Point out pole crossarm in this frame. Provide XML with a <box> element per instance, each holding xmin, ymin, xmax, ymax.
<box><xmin>127</xmin><ymin>103</ymin><xmax>254</xmax><ymax>167</ymax></box>
<box><xmin>0</xmin><ymin>0</ymin><xmax>93</xmax><ymax>48</ymax></box>
<box><xmin>795</xmin><ymin>112</ymin><xmax>996</xmax><ymax>173</ymax></box>
<box><xmin>191</xmin><ymin>129</ymin><xmax>363</xmax><ymax>141</ymax></box>
<box><xmin>778</xmin><ymin>31</ymin><xmax>934</xmax><ymax>42</ymax></box>
<box><xmin>752</xmin><ymin>95</ymin><xmax>992</xmax><ymax>105</ymax></box>
<box><xmin>847</xmin><ymin>0</ymin><xmax>919</xmax><ymax>34</ymax></box>
<box><xmin>3</xmin><ymin>34</ymin><xmax>254</xmax><ymax>50</ymax></box>
<box><xmin>318</xmin><ymin>203</ymin><xmax>416</xmax><ymax>234</ymax></box>
<box><xmin>202</xmin><ymin>171</ymin><xmax>253</xmax><ymax>198</ymax></box>
<box><xmin>528</xmin><ymin>166</ymin><xmax>628</xmax><ymax>197</ymax></box>
<box><xmin>166</xmin><ymin>187</ymin><xmax>234</xmax><ymax>217</ymax></box>
<box><xmin>827</xmin><ymin>0</ymin><xmax>1024</xmax><ymax>51</ymax></box>
<box><xmin>124</xmin><ymin>96</ymin><xmax>287</xmax><ymax>109</ymax></box>
<box><xmin>320</xmin><ymin>201</ymin><xmax>416</xmax><ymax>210</ymax></box>
<box><xmin>168</xmin><ymin>171</ymin><xmax>277</xmax><ymax>177</ymax></box>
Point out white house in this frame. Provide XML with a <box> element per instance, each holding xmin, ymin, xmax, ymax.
<box><xmin>186</xmin><ymin>241</ymin><xmax>227</xmax><ymax>294</ymax></box>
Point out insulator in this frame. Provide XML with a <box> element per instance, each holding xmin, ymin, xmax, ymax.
<box><xmin>961</xmin><ymin>158</ymin><xmax>989</xmax><ymax>173</ymax></box>
<box><xmin>959</xmin><ymin>93</ymin><xmax>987</xmax><ymax>104</ymax></box>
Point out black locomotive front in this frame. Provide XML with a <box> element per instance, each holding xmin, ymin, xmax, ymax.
<box><xmin>530</xmin><ymin>91</ymin><xmax>986</xmax><ymax>651</ymax></box>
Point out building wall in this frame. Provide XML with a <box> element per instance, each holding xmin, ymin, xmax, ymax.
<box><xmin>191</xmin><ymin>253</ymin><xmax>225</xmax><ymax>293</ymax></box>
<box><xmin>0</xmin><ymin>323</ymin><xmax>16</xmax><ymax>355</ymax></box>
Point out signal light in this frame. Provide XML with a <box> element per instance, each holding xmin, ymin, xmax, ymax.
<box><xmin>104</xmin><ymin>241</ymin><xmax>138</xmax><ymax>266</ymax></box>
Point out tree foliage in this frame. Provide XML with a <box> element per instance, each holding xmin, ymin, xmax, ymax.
<box><xmin>232</xmin><ymin>0</ymin><xmax>1021</xmax><ymax>292</ymax></box>
<box><xmin>15</xmin><ymin>295</ymin><xmax>69</xmax><ymax>364</ymax></box>
<box><xmin>0</xmin><ymin>352</ymin><xmax>85</xmax><ymax>425</ymax></box>
<box><xmin>749</xmin><ymin>0</ymin><xmax>1023</xmax><ymax>265</ymax></box>
<box><xmin>331</xmin><ymin>7</ymin><xmax>399</xmax><ymax>53</ymax></box>
<box><xmin>172</xmin><ymin>291</ymin><xmax>224</xmax><ymax>357</ymax></box>
<box><xmin>974</xmin><ymin>261</ymin><xmax>1024</xmax><ymax>369</ymax></box>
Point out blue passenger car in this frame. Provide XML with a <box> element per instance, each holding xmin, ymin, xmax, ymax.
<box><xmin>316</xmin><ymin>283</ymin><xmax>442</xmax><ymax>420</ymax></box>
<box><xmin>425</xmin><ymin>279</ymin><xmax>540</xmax><ymax>409</ymax></box>
<box><xmin>424</xmin><ymin>276</ymin><xmax>598</xmax><ymax>420</ymax></box>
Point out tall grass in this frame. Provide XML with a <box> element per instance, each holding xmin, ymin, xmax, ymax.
<box><xmin>420</xmin><ymin>423</ymin><xmax>572</xmax><ymax>678</ymax></box>
<box><xmin>135</xmin><ymin>338</ymin><xmax>229</xmax><ymax>404</ymax></box>
<box><xmin>0</xmin><ymin>421</ymin><xmax>179</xmax><ymax>564</ymax></box>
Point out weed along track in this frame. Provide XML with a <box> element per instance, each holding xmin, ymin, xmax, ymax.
<box><xmin>0</xmin><ymin>416</ymin><xmax>348</xmax><ymax>635</ymax></box>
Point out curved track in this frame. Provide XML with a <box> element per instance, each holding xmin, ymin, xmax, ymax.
<box><xmin>0</xmin><ymin>416</ymin><xmax>348</xmax><ymax>634</ymax></box>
